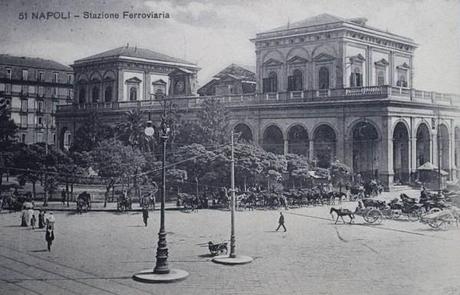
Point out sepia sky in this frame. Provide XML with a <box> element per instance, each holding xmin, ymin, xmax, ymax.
<box><xmin>0</xmin><ymin>0</ymin><xmax>459</xmax><ymax>93</ymax></box>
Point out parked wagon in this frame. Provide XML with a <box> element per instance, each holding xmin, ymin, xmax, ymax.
<box><xmin>208</xmin><ymin>241</ymin><xmax>228</xmax><ymax>256</ymax></box>
<box><xmin>420</xmin><ymin>207</ymin><xmax>459</xmax><ymax>230</ymax></box>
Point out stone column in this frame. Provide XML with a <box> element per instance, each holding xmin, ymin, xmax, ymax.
<box><xmin>309</xmin><ymin>140</ymin><xmax>314</xmax><ymax>161</ymax></box>
<box><xmin>449</xmin><ymin>121</ymin><xmax>455</xmax><ymax>180</ymax></box>
<box><xmin>432</xmin><ymin>131</ymin><xmax>438</xmax><ymax>166</ymax></box>
<box><xmin>389</xmin><ymin>51</ymin><xmax>394</xmax><ymax>86</ymax></box>
<box><xmin>284</xmin><ymin>139</ymin><xmax>288</xmax><ymax>155</ymax></box>
<box><xmin>380</xmin><ymin>117</ymin><xmax>394</xmax><ymax>190</ymax></box>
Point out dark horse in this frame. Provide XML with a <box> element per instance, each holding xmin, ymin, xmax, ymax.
<box><xmin>330</xmin><ymin>207</ymin><xmax>354</xmax><ymax>224</ymax></box>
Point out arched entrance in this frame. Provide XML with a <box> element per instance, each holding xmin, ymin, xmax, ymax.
<box><xmin>59</xmin><ymin>127</ymin><xmax>71</xmax><ymax>150</ymax></box>
<box><xmin>393</xmin><ymin>122</ymin><xmax>409</xmax><ymax>183</ymax></box>
<box><xmin>416</xmin><ymin>123</ymin><xmax>431</xmax><ymax>167</ymax></box>
<box><xmin>234</xmin><ymin>123</ymin><xmax>253</xmax><ymax>143</ymax></box>
<box><xmin>439</xmin><ymin>124</ymin><xmax>450</xmax><ymax>173</ymax></box>
<box><xmin>313</xmin><ymin>125</ymin><xmax>336</xmax><ymax>168</ymax></box>
<box><xmin>287</xmin><ymin>125</ymin><xmax>308</xmax><ymax>156</ymax></box>
<box><xmin>352</xmin><ymin>122</ymin><xmax>379</xmax><ymax>180</ymax></box>
<box><xmin>262</xmin><ymin>125</ymin><xmax>284</xmax><ymax>154</ymax></box>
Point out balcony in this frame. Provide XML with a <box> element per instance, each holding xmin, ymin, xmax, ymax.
<box><xmin>56</xmin><ymin>85</ymin><xmax>460</xmax><ymax>113</ymax></box>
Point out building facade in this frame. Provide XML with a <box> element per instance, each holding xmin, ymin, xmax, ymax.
<box><xmin>73</xmin><ymin>45</ymin><xmax>199</xmax><ymax>105</ymax></box>
<box><xmin>197</xmin><ymin>64</ymin><xmax>256</xmax><ymax>96</ymax></box>
<box><xmin>56</xmin><ymin>14</ymin><xmax>460</xmax><ymax>189</ymax></box>
<box><xmin>0</xmin><ymin>54</ymin><xmax>73</xmax><ymax>145</ymax></box>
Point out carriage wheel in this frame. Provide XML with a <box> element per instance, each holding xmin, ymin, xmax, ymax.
<box><xmin>390</xmin><ymin>210</ymin><xmax>402</xmax><ymax>220</ymax></box>
<box><xmin>219</xmin><ymin>247</ymin><xmax>228</xmax><ymax>255</ymax></box>
<box><xmin>364</xmin><ymin>209</ymin><xmax>383</xmax><ymax>224</ymax></box>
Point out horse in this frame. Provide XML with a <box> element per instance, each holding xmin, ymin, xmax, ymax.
<box><xmin>330</xmin><ymin>207</ymin><xmax>355</xmax><ymax>224</ymax></box>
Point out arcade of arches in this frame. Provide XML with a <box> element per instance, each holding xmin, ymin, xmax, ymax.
<box><xmin>232</xmin><ymin>119</ymin><xmax>458</xmax><ymax>188</ymax></box>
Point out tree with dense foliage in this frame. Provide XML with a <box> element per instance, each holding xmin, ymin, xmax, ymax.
<box><xmin>0</xmin><ymin>97</ymin><xmax>18</xmax><ymax>188</ymax></box>
<box><xmin>116</xmin><ymin>109</ymin><xmax>154</xmax><ymax>152</ymax></box>
<box><xmin>175</xmin><ymin>98</ymin><xmax>230</xmax><ymax>147</ymax></box>
<box><xmin>89</xmin><ymin>138</ymin><xmax>146</xmax><ymax>199</ymax></box>
<box><xmin>70</xmin><ymin>111</ymin><xmax>113</xmax><ymax>153</ymax></box>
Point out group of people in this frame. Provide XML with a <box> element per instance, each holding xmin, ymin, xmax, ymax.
<box><xmin>20</xmin><ymin>208</ymin><xmax>55</xmax><ymax>251</ymax></box>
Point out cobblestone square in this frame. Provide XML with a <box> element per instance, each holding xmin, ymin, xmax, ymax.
<box><xmin>1</xmin><ymin>202</ymin><xmax>459</xmax><ymax>295</ymax></box>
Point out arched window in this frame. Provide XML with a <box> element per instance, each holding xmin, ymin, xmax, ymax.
<box><xmin>319</xmin><ymin>67</ymin><xmax>329</xmax><ymax>89</ymax></box>
<box><xmin>92</xmin><ymin>86</ymin><xmax>99</xmax><ymax>103</ymax></box>
<box><xmin>263</xmin><ymin>71</ymin><xmax>278</xmax><ymax>93</ymax></box>
<box><xmin>104</xmin><ymin>86</ymin><xmax>112</xmax><ymax>102</ymax></box>
<box><xmin>130</xmin><ymin>87</ymin><xmax>137</xmax><ymax>101</ymax></box>
<box><xmin>288</xmin><ymin>69</ymin><xmax>303</xmax><ymax>91</ymax></box>
<box><xmin>78</xmin><ymin>86</ymin><xmax>86</xmax><ymax>104</ymax></box>
<box><xmin>377</xmin><ymin>70</ymin><xmax>385</xmax><ymax>86</ymax></box>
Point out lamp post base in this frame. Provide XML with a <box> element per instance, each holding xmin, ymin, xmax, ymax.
<box><xmin>132</xmin><ymin>269</ymin><xmax>189</xmax><ymax>283</ymax></box>
<box><xmin>212</xmin><ymin>255</ymin><xmax>253</xmax><ymax>265</ymax></box>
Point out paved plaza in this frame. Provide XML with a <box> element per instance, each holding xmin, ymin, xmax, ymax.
<box><xmin>1</xmin><ymin>200</ymin><xmax>460</xmax><ymax>295</ymax></box>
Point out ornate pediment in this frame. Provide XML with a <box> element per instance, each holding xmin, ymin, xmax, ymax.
<box><xmin>152</xmin><ymin>79</ymin><xmax>167</xmax><ymax>85</ymax></box>
<box><xmin>397</xmin><ymin>62</ymin><xmax>410</xmax><ymax>70</ymax></box>
<box><xmin>287</xmin><ymin>56</ymin><xmax>308</xmax><ymax>64</ymax></box>
<box><xmin>349</xmin><ymin>53</ymin><xmax>365</xmax><ymax>63</ymax></box>
<box><xmin>125</xmin><ymin>77</ymin><xmax>142</xmax><ymax>84</ymax></box>
<box><xmin>313</xmin><ymin>53</ymin><xmax>335</xmax><ymax>62</ymax></box>
<box><xmin>262</xmin><ymin>58</ymin><xmax>283</xmax><ymax>67</ymax></box>
<box><xmin>374</xmin><ymin>58</ymin><xmax>389</xmax><ymax>67</ymax></box>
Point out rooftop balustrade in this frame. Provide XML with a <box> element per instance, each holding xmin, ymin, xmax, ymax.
<box><xmin>56</xmin><ymin>85</ymin><xmax>460</xmax><ymax>113</ymax></box>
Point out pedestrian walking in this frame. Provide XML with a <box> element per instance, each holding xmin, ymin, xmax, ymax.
<box><xmin>46</xmin><ymin>212</ymin><xmax>55</xmax><ymax>230</ymax></box>
<box><xmin>20</xmin><ymin>210</ymin><xmax>28</xmax><ymax>227</ymax></box>
<box><xmin>61</xmin><ymin>189</ymin><xmax>66</xmax><ymax>205</ymax></box>
<box><xmin>142</xmin><ymin>207</ymin><xmax>149</xmax><ymax>227</ymax></box>
<box><xmin>30</xmin><ymin>212</ymin><xmax>36</xmax><ymax>229</ymax></box>
<box><xmin>38</xmin><ymin>210</ymin><xmax>45</xmax><ymax>229</ymax></box>
<box><xmin>276</xmin><ymin>212</ymin><xmax>287</xmax><ymax>232</ymax></box>
<box><xmin>45</xmin><ymin>225</ymin><xmax>54</xmax><ymax>251</ymax></box>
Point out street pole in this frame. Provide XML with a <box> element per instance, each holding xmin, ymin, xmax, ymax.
<box><xmin>43</xmin><ymin>123</ymin><xmax>49</xmax><ymax>206</ymax></box>
<box><xmin>154</xmin><ymin>133</ymin><xmax>169</xmax><ymax>274</ymax></box>
<box><xmin>134</xmin><ymin>100</ymin><xmax>188</xmax><ymax>283</ymax></box>
<box><xmin>212</xmin><ymin>130</ymin><xmax>252</xmax><ymax>265</ymax></box>
<box><xmin>230</xmin><ymin>130</ymin><xmax>236</xmax><ymax>258</ymax></box>
<box><xmin>437</xmin><ymin>108</ymin><xmax>441</xmax><ymax>196</ymax></box>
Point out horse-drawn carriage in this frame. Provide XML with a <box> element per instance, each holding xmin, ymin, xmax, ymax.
<box><xmin>420</xmin><ymin>208</ymin><xmax>459</xmax><ymax>230</ymax></box>
<box><xmin>117</xmin><ymin>192</ymin><xmax>132</xmax><ymax>212</ymax></box>
<box><xmin>76</xmin><ymin>192</ymin><xmax>91</xmax><ymax>213</ymax></box>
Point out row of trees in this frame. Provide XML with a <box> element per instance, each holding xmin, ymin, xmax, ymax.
<box><xmin>0</xmin><ymin>96</ymin><xmax>352</xmax><ymax>203</ymax></box>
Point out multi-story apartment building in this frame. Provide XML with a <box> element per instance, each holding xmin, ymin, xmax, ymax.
<box><xmin>0</xmin><ymin>54</ymin><xmax>73</xmax><ymax>145</ymax></box>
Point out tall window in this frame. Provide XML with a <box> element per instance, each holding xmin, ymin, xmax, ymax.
<box><xmin>350</xmin><ymin>67</ymin><xmax>362</xmax><ymax>87</ymax></box>
<box><xmin>38</xmin><ymin>72</ymin><xmax>44</xmax><ymax>81</ymax></box>
<box><xmin>6</xmin><ymin>68</ymin><xmax>12</xmax><ymax>79</ymax></box>
<box><xmin>130</xmin><ymin>87</ymin><xmax>137</xmax><ymax>101</ymax></box>
<box><xmin>377</xmin><ymin>70</ymin><xmax>385</xmax><ymax>86</ymax></box>
<box><xmin>396</xmin><ymin>69</ymin><xmax>408</xmax><ymax>87</ymax></box>
<box><xmin>319</xmin><ymin>67</ymin><xmax>329</xmax><ymax>89</ymax></box>
<box><xmin>67</xmin><ymin>74</ymin><xmax>72</xmax><ymax>84</ymax></box>
<box><xmin>54</xmin><ymin>72</ymin><xmax>58</xmax><ymax>83</ymax></box>
<box><xmin>92</xmin><ymin>86</ymin><xmax>99</xmax><ymax>103</ymax></box>
<box><xmin>288</xmin><ymin>69</ymin><xmax>303</xmax><ymax>91</ymax></box>
<box><xmin>105</xmin><ymin>85</ymin><xmax>112</xmax><ymax>102</ymax></box>
<box><xmin>22</xmin><ymin>69</ymin><xmax>28</xmax><ymax>81</ymax></box>
<box><xmin>262</xmin><ymin>71</ymin><xmax>278</xmax><ymax>93</ymax></box>
<box><xmin>79</xmin><ymin>86</ymin><xmax>86</xmax><ymax>104</ymax></box>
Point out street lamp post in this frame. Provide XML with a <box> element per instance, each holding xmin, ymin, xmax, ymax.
<box><xmin>212</xmin><ymin>131</ymin><xmax>253</xmax><ymax>265</ymax></box>
<box><xmin>133</xmin><ymin>109</ymin><xmax>188</xmax><ymax>283</ymax></box>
